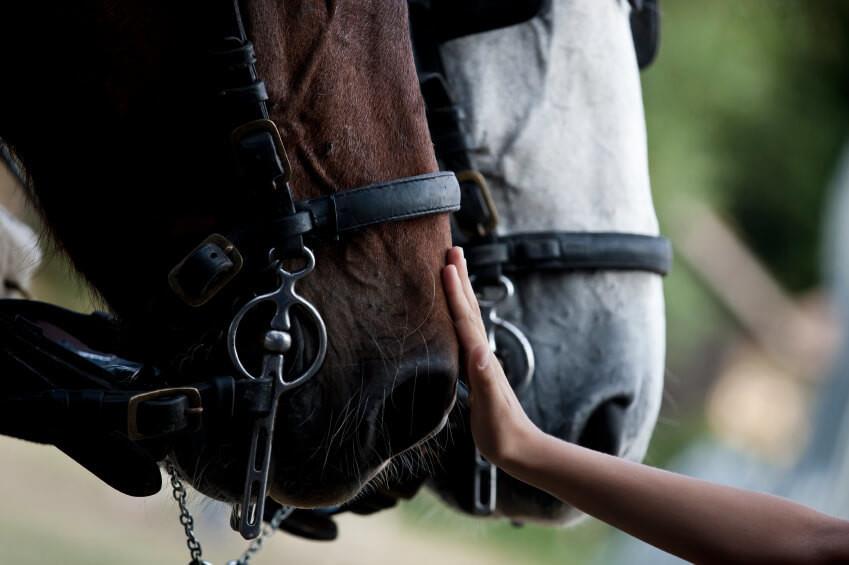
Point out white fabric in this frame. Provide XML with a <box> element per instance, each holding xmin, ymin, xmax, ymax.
<box><xmin>0</xmin><ymin>206</ymin><xmax>41</xmax><ymax>297</ymax></box>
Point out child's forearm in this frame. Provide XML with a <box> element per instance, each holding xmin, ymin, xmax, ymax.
<box><xmin>500</xmin><ymin>431</ymin><xmax>849</xmax><ymax>564</ymax></box>
<box><xmin>441</xmin><ymin>249</ymin><xmax>849</xmax><ymax>563</ymax></box>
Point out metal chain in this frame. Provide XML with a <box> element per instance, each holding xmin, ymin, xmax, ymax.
<box><xmin>166</xmin><ymin>462</ymin><xmax>208</xmax><ymax>565</ymax></box>
<box><xmin>166</xmin><ymin>462</ymin><xmax>292</xmax><ymax>565</ymax></box>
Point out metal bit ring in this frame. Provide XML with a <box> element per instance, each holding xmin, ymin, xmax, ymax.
<box><xmin>472</xmin><ymin>275</ymin><xmax>535</xmax><ymax>394</ymax></box>
<box><xmin>227</xmin><ymin>247</ymin><xmax>328</xmax><ymax>390</ymax></box>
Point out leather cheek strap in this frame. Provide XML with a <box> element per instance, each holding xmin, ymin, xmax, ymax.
<box><xmin>235</xmin><ymin>171</ymin><xmax>461</xmax><ymax>242</ymax></box>
<box><xmin>167</xmin><ymin>171</ymin><xmax>460</xmax><ymax>307</ymax></box>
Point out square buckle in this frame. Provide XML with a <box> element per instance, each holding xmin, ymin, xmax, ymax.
<box><xmin>457</xmin><ymin>169</ymin><xmax>499</xmax><ymax>237</ymax></box>
<box><xmin>168</xmin><ymin>233</ymin><xmax>244</xmax><ymax>307</ymax></box>
<box><xmin>127</xmin><ymin>387</ymin><xmax>203</xmax><ymax>441</ymax></box>
<box><xmin>231</xmin><ymin>118</ymin><xmax>293</xmax><ymax>185</ymax></box>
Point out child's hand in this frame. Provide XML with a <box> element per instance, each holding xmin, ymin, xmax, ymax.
<box><xmin>441</xmin><ymin>247</ymin><xmax>540</xmax><ymax>468</ymax></box>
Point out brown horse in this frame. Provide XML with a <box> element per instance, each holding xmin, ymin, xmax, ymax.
<box><xmin>0</xmin><ymin>1</ymin><xmax>458</xmax><ymax>508</ymax></box>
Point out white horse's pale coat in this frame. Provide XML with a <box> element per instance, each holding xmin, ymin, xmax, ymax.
<box><xmin>438</xmin><ymin>0</ymin><xmax>666</xmax><ymax>521</ymax></box>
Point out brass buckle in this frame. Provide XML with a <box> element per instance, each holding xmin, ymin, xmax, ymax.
<box><xmin>168</xmin><ymin>233</ymin><xmax>244</xmax><ymax>307</ymax></box>
<box><xmin>126</xmin><ymin>387</ymin><xmax>203</xmax><ymax>441</ymax></box>
<box><xmin>457</xmin><ymin>170</ymin><xmax>499</xmax><ymax>236</ymax></box>
<box><xmin>231</xmin><ymin>118</ymin><xmax>293</xmax><ymax>185</ymax></box>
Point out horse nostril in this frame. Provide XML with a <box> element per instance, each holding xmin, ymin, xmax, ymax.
<box><xmin>576</xmin><ymin>396</ymin><xmax>632</xmax><ymax>456</ymax></box>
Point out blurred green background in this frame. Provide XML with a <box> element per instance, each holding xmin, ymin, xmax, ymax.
<box><xmin>655</xmin><ymin>0</ymin><xmax>848</xmax><ymax>357</ymax></box>
<box><xmin>2</xmin><ymin>1</ymin><xmax>848</xmax><ymax>564</ymax></box>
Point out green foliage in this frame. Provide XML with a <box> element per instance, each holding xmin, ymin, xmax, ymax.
<box><xmin>646</xmin><ymin>0</ymin><xmax>849</xmax><ymax>362</ymax></box>
<box><xmin>716</xmin><ymin>3</ymin><xmax>849</xmax><ymax>292</ymax></box>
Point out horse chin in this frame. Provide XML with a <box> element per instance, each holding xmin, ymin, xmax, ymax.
<box><xmin>268</xmin><ymin>481</ymin><xmax>363</xmax><ymax>509</ymax></box>
<box><xmin>268</xmin><ymin>402</ymin><xmax>454</xmax><ymax>509</ymax></box>
<box><xmin>268</xmin><ymin>409</ymin><xmax>454</xmax><ymax>509</ymax></box>
<box><xmin>171</xmin><ymin>349</ymin><xmax>458</xmax><ymax>509</ymax></box>
<box><xmin>178</xmin><ymin>453</ymin><xmax>387</xmax><ymax>509</ymax></box>
<box><xmin>269</xmin><ymin>460</ymin><xmax>392</xmax><ymax>509</ymax></box>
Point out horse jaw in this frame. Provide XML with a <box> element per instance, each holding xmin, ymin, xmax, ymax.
<box><xmin>436</xmin><ymin>0</ymin><xmax>666</xmax><ymax>523</ymax></box>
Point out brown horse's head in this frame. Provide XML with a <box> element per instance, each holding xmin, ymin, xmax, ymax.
<box><xmin>0</xmin><ymin>1</ymin><xmax>458</xmax><ymax>507</ymax></box>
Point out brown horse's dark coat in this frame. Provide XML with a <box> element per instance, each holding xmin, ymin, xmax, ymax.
<box><xmin>0</xmin><ymin>1</ymin><xmax>457</xmax><ymax>506</ymax></box>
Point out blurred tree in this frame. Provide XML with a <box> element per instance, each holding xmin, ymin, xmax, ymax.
<box><xmin>644</xmin><ymin>1</ymin><xmax>849</xmax><ymax>369</ymax></box>
<box><xmin>720</xmin><ymin>2</ymin><xmax>849</xmax><ymax>292</ymax></box>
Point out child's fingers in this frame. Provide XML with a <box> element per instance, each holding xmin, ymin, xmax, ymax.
<box><xmin>467</xmin><ymin>336</ymin><xmax>518</xmax><ymax>407</ymax></box>
<box><xmin>443</xmin><ymin>264</ymin><xmax>489</xmax><ymax>354</ymax></box>
<box><xmin>452</xmin><ymin>248</ymin><xmax>483</xmax><ymax>322</ymax></box>
<box><xmin>466</xmin><ymin>343</ymin><xmax>497</xmax><ymax>395</ymax></box>
<box><xmin>445</xmin><ymin>247</ymin><xmax>485</xmax><ymax>339</ymax></box>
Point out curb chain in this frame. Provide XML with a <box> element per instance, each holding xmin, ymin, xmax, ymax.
<box><xmin>166</xmin><ymin>463</ymin><xmax>292</xmax><ymax>565</ymax></box>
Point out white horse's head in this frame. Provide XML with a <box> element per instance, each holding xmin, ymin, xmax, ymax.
<box><xmin>434</xmin><ymin>0</ymin><xmax>666</xmax><ymax>523</ymax></box>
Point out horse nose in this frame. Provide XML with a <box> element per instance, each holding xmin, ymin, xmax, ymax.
<box><xmin>576</xmin><ymin>396</ymin><xmax>632</xmax><ymax>456</ymax></box>
<box><xmin>362</xmin><ymin>356</ymin><xmax>456</xmax><ymax>457</ymax></box>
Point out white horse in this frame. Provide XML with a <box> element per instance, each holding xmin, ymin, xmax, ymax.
<box><xmin>433</xmin><ymin>0</ymin><xmax>666</xmax><ymax>523</ymax></box>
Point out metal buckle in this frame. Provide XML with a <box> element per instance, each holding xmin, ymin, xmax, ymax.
<box><xmin>457</xmin><ymin>169</ymin><xmax>499</xmax><ymax>237</ymax></box>
<box><xmin>473</xmin><ymin>275</ymin><xmax>535</xmax><ymax>394</ymax></box>
<box><xmin>168</xmin><ymin>233</ymin><xmax>244</xmax><ymax>307</ymax></box>
<box><xmin>231</xmin><ymin>118</ymin><xmax>293</xmax><ymax>185</ymax></box>
<box><xmin>126</xmin><ymin>387</ymin><xmax>203</xmax><ymax>441</ymax></box>
<box><xmin>473</xmin><ymin>449</ymin><xmax>497</xmax><ymax>515</ymax></box>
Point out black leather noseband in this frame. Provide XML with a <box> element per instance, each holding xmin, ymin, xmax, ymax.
<box><xmin>465</xmin><ymin>232</ymin><xmax>672</xmax><ymax>278</ymax></box>
<box><xmin>278</xmin><ymin>171</ymin><xmax>461</xmax><ymax>241</ymax></box>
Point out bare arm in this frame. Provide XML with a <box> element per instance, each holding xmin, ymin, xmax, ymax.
<box><xmin>442</xmin><ymin>246</ymin><xmax>849</xmax><ymax>565</ymax></box>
